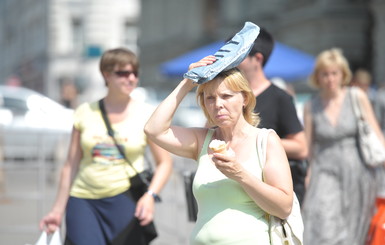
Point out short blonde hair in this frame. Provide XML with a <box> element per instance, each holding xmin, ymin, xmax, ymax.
<box><xmin>196</xmin><ymin>68</ymin><xmax>260</xmax><ymax>127</ymax></box>
<box><xmin>309</xmin><ymin>48</ymin><xmax>352</xmax><ymax>88</ymax></box>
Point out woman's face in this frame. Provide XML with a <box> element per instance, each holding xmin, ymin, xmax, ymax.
<box><xmin>104</xmin><ymin>64</ymin><xmax>139</xmax><ymax>96</ymax></box>
<box><xmin>203</xmin><ymin>79</ymin><xmax>245</xmax><ymax>127</ymax></box>
<box><xmin>316</xmin><ymin>65</ymin><xmax>344</xmax><ymax>92</ymax></box>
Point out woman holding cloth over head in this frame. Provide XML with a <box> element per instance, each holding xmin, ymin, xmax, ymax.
<box><xmin>39</xmin><ymin>48</ymin><xmax>172</xmax><ymax>245</ymax></box>
<box><xmin>144</xmin><ymin>54</ymin><xmax>293</xmax><ymax>244</ymax></box>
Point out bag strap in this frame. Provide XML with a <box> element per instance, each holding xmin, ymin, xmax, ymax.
<box><xmin>350</xmin><ymin>87</ymin><xmax>364</xmax><ymax>120</ymax></box>
<box><xmin>98</xmin><ymin>99</ymin><xmax>151</xmax><ymax>187</ymax></box>
<box><xmin>256</xmin><ymin>128</ymin><xmax>272</xmax><ymax>180</ymax></box>
<box><xmin>256</xmin><ymin>128</ymin><xmax>286</xmax><ymax>224</ymax></box>
<box><xmin>257</xmin><ymin>129</ymin><xmax>304</xmax><ymax>244</ymax></box>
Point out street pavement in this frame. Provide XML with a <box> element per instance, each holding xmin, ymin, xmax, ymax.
<box><xmin>0</xmin><ymin>155</ymin><xmax>197</xmax><ymax>245</ymax></box>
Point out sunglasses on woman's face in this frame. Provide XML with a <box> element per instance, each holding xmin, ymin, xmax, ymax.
<box><xmin>114</xmin><ymin>70</ymin><xmax>138</xmax><ymax>78</ymax></box>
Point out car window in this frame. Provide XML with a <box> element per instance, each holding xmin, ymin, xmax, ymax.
<box><xmin>3</xmin><ymin>97</ymin><xmax>28</xmax><ymax>116</ymax></box>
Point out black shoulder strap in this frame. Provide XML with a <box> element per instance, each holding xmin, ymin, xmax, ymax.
<box><xmin>99</xmin><ymin>99</ymin><xmax>127</xmax><ymax>161</ymax></box>
<box><xmin>99</xmin><ymin>99</ymin><xmax>115</xmax><ymax>138</ymax></box>
<box><xmin>98</xmin><ymin>99</ymin><xmax>147</xmax><ymax>182</ymax></box>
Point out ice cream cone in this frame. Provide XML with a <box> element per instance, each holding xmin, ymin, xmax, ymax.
<box><xmin>209</xmin><ymin>139</ymin><xmax>227</xmax><ymax>154</ymax></box>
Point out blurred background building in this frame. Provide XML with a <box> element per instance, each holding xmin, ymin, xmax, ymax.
<box><xmin>139</xmin><ymin>0</ymin><xmax>385</xmax><ymax>91</ymax></box>
<box><xmin>0</xmin><ymin>0</ymin><xmax>140</xmax><ymax>107</ymax></box>
<box><xmin>0</xmin><ymin>0</ymin><xmax>385</xmax><ymax>106</ymax></box>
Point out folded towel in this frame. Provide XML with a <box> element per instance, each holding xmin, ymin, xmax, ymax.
<box><xmin>183</xmin><ymin>22</ymin><xmax>260</xmax><ymax>84</ymax></box>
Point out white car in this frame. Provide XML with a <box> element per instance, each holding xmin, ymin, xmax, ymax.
<box><xmin>0</xmin><ymin>85</ymin><xmax>73</xmax><ymax>163</ymax></box>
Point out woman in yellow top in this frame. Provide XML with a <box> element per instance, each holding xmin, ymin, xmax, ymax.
<box><xmin>39</xmin><ymin>48</ymin><xmax>172</xmax><ymax>245</ymax></box>
<box><xmin>145</xmin><ymin>56</ymin><xmax>293</xmax><ymax>245</ymax></box>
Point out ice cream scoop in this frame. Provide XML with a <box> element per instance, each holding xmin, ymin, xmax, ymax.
<box><xmin>209</xmin><ymin>139</ymin><xmax>227</xmax><ymax>154</ymax></box>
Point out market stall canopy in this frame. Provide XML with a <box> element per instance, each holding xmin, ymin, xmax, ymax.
<box><xmin>160</xmin><ymin>41</ymin><xmax>315</xmax><ymax>82</ymax></box>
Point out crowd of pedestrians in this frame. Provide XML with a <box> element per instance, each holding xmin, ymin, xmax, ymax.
<box><xmin>34</xmin><ymin>23</ymin><xmax>385</xmax><ymax>245</ymax></box>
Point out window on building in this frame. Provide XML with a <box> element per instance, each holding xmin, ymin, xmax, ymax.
<box><xmin>123</xmin><ymin>21</ymin><xmax>139</xmax><ymax>54</ymax></box>
<box><xmin>72</xmin><ymin>18</ymin><xmax>84</xmax><ymax>55</ymax></box>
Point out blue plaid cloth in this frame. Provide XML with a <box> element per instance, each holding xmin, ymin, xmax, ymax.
<box><xmin>183</xmin><ymin>22</ymin><xmax>260</xmax><ymax>84</ymax></box>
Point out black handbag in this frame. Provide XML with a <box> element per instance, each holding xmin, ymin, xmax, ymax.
<box><xmin>129</xmin><ymin>168</ymin><xmax>155</xmax><ymax>202</ymax></box>
<box><xmin>98</xmin><ymin>99</ymin><xmax>159</xmax><ymax>244</ymax></box>
<box><xmin>183</xmin><ymin>170</ymin><xmax>198</xmax><ymax>222</ymax></box>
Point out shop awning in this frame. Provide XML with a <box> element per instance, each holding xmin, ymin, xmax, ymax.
<box><xmin>160</xmin><ymin>41</ymin><xmax>315</xmax><ymax>82</ymax></box>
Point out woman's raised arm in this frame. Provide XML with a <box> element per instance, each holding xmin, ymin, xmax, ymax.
<box><xmin>144</xmin><ymin>56</ymin><xmax>215</xmax><ymax>159</ymax></box>
<box><xmin>144</xmin><ymin>79</ymin><xmax>199</xmax><ymax>159</ymax></box>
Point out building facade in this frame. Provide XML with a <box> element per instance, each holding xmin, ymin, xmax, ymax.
<box><xmin>0</xmin><ymin>0</ymin><xmax>384</xmax><ymax>105</ymax></box>
<box><xmin>0</xmin><ymin>0</ymin><xmax>140</xmax><ymax>105</ymax></box>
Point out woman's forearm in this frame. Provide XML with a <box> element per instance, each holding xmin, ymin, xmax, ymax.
<box><xmin>147</xmin><ymin>141</ymin><xmax>173</xmax><ymax>194</ymax></box>
<box><xmin>51</xmin><ymin>128</ymin><xmax>81</xmax><ymax>215</ymax></box>
<box><xmin>51</xmin><ymin>163</ymin><xmax>73</xmax><ymax>214</ymax></box>
<box><xmin>144</xmin><ymin>78</ymin><xmax>196</xmax><ymax>138</ymax></box>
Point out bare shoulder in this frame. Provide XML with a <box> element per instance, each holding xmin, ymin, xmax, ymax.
<box><xmin>266</xmin><ymin>129</ymin><xmax>281</xmax><ymax>143</ymax></box>
<box><xmin>257</xmin><ymin>127</ymin><xmax>278</xmax><ymax>137</ymax></box>
<box><xmin>354</xmin><ymin>86</ymin><xmax>367</xmax><ymax>99</ymax></box>
<box><xmin>257</xmin><ymin>128</ymin><xmax>281</xmax><ymax>146</ymax></box>
<box><xmin>262</xmin><ymin>128</ymin><xmax>289</xmax><ymax>168</ymax></box>
<box><xmin>351</xmin><ymin>86</ymin><xmax>371</xmax><ymax>106</ymax></box>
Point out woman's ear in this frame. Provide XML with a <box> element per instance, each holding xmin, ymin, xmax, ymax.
<box><xmin>255</xmin><ymin>53</ymin><xmax>265</xmax><ymax>65</ymax></box>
